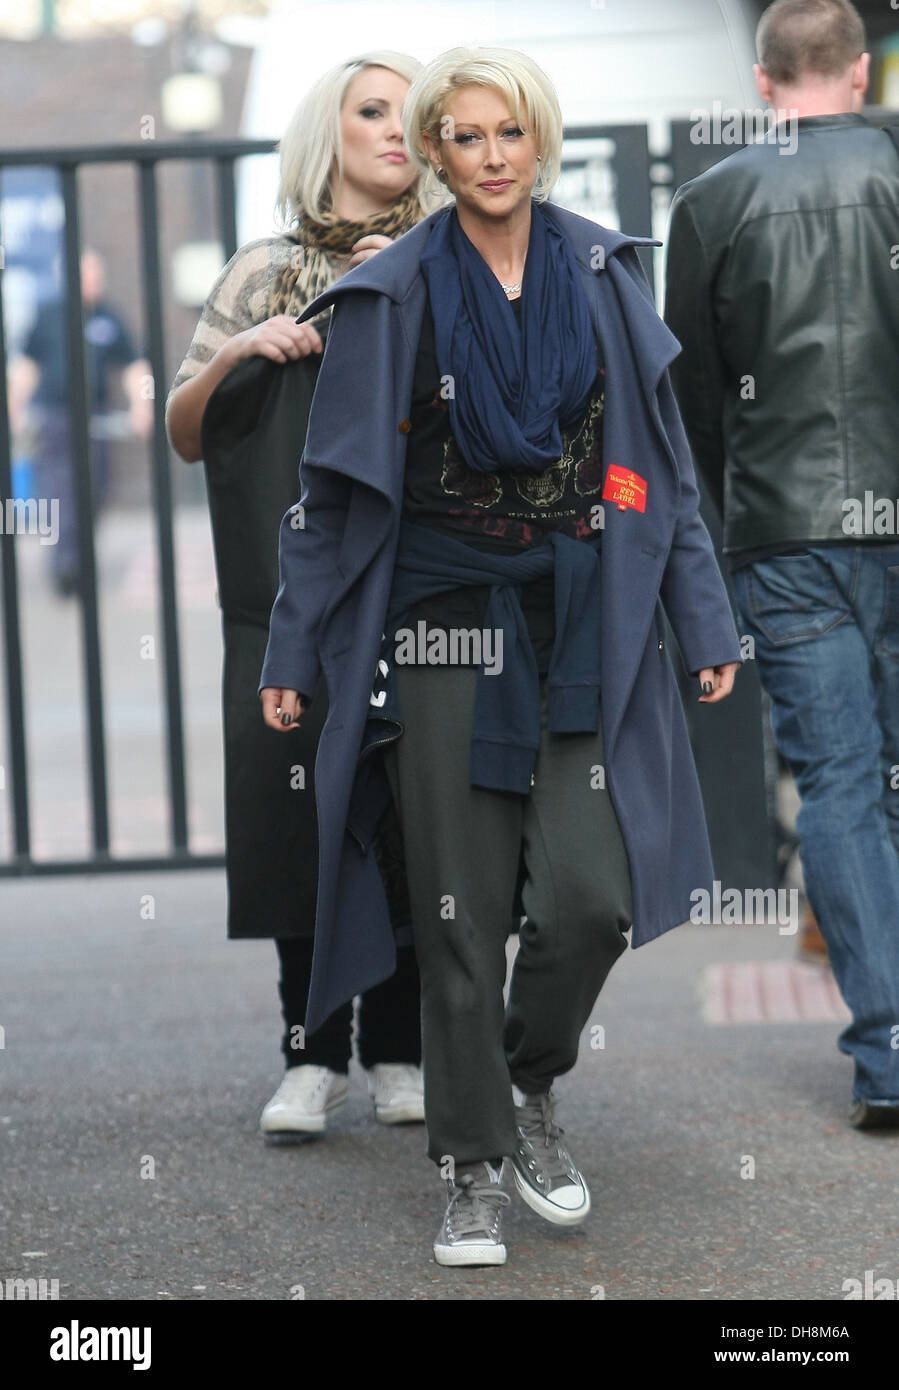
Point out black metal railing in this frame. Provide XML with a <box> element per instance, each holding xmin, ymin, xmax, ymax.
<box><xmin>0</xmin><ymin>139</ymin><xmax>276</xmax><ymax>875</ymax></box>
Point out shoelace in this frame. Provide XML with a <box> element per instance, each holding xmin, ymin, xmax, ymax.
<box><xmin>516</xmin><ymin>1095</ymin><xmax>574</xmax><ymax>1181</ymax></box>
<box><xmin>377</xmin><ymin>1064</ymin><xmax>420</xmax><ymax>1090</ymax></box>
<box><xmin>446</xmin><ymin>1173</ymin><xmax>511</xmax><ymax>1238</ymax></box>
<box><xmin>283</xmin><ymin>1069</ymin><xmax>331</xmax><ymax>1097</ymax></box>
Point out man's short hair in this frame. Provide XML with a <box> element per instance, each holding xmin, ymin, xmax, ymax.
<box><xmin>756</xmin><ymin>0</ymin><xmax>866</xmax><ymax>85</ymax></box>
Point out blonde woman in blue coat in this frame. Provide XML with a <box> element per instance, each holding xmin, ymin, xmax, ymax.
<box><xmin>260</xmin><ymin>46</ymin><xmax>741</xmax><ymax>1266</ymax></box>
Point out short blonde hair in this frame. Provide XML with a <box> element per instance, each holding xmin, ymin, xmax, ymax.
<box><xmin>402</xmin><ymin>46</ymin><xmax>563</xmax><ymax>205</ymax></box>
<box><xmin>277</xmin><ymin>51</ymin><xmax>432</xmax><ymax>227</ymax></box>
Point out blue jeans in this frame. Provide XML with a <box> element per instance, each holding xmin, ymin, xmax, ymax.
<box><xmin>732</xmin><ymin>544</ymin><xmax>899</xmax><ymax>1104</ymax></box>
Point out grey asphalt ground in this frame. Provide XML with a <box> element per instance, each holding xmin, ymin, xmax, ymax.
<box><xmin>2</xmin><ymin>867</ymin><xmax>896</xmax><ymax>1304</ymax></box>
<box><xmin>1</xmin><ymin>508</ymin><xmax>895</xmax><ymax>1311</ymax></box>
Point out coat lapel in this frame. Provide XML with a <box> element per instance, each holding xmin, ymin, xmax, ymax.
<box><xmin>542</xmin><ymin>202</ymin><xmax>682</xmax><ymax>413</ymax></box>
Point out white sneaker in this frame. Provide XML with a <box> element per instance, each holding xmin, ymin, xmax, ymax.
<box><xmin>366</xmin><ymin>1063</ymin><xmax>425</xmax><ymax>1125</ymax></box>
<box><xmin>259</xmin><ymin>1065</ymin><xmax>348</xmax><ymax>1142</ymax></box>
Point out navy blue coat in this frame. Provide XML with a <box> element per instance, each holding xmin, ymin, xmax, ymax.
<box><xmin>260</xmin><ymin>202</ymin><xmax>743</xmax><ymax>1033</ymax></box>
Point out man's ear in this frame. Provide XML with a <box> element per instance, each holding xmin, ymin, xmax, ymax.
<box><xmin>754</xmin><ymin>63</ymin><xmax>774</xmax><ymax>105</ymax></box>
<box><xmin>853</xmin><ymin>51</ymin><xmax>871</xmax><ymax>98</ymax></box>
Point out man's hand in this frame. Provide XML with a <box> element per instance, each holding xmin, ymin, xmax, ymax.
<box><xmin>260</xmin><ymin>686</ymin><xmax>304</xmax><ymax>729</ymax></box>
<box><xmin>7</xmin><ymin>354</ymin><xmax>40</xmax><ymax>437</ymax></box>
<box><xmin>697</xmin><ymin>662</ymin><xmax>740</xmax><ymax>703</ymax></box>
<box><xmin>129</xmin><ymin>396</ymin><xmax>154</xmax><ymax>440</ymax></box>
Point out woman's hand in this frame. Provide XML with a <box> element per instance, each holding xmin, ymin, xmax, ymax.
<box><xmin>347</xmin><ymin>234</ymin><xmax>394</xmax><ymax>268</ymax></box>
<box><xmin>227</xmin><ymin>314</ymin><xmax>323</xmax><ymax>366</ymax></box>
<box><xmin>260</xmin><ymin>687</ymin><xmax>305</xmax><ymax>730</ymax></box>
<box><xmin>697</xmin><ymin>662</ymin><xmax>740</xmax><ymax>703</ymax></box>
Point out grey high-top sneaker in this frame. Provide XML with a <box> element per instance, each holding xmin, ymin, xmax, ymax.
<box><xmin>433</xmin><ymin>1160</ymin><xmax>510</xmax><ymax>1267</ymax></box>
<box><xmin>510</xmin><ymin>1090</ymin><xmax>590</xmax><ymax>1226</ymax></box>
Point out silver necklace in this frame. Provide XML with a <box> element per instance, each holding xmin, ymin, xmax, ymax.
<box><xmin>500</xmin><ymin>281</ymin><xmax>522</xmax><ymax>296</ymax></box>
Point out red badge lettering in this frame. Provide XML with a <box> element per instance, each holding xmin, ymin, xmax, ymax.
<box><xmin>602</xmin><ymin>464</ymin><xmax>647</xmax><ymax>513</ymax></box>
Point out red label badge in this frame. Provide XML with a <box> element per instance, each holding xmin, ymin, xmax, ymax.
<box><xmin>602</xmin><ymin>464</ymin><xmax>647</xmax><ymax>513</ymax></box>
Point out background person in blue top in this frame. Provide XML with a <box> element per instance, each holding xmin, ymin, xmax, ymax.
<box><xmin>8</xmin><ymin>249</ymin><xmax>152</xmax><ymax>597</ymax></box>
<box><xmin>260</xmin><ymin>46</ymin><xmax>742</xmax><ymax>1269</ymax></box>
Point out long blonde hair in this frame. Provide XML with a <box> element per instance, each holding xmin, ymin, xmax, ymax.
<box><xmin>276</xmin><ymin>51</ymin><xmax>435</xmax><ymax>228</ymax></box>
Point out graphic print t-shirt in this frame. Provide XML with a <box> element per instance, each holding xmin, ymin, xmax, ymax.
<box><xmin>399</xmin><ymin>289</ymin><xmax>606</xmax><ymax>672</ymax></box>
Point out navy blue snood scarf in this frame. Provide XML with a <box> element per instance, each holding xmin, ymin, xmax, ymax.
<box><xmin>419</xmin><ymin>199</ymin><xmax>598</xmax><ymax>474</ymax></box>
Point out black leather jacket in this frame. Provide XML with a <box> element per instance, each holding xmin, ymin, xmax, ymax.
<box><xmin>664</xmin><ymin>114</ymin><xmax>899</xmax><ymax>555</ymax></box>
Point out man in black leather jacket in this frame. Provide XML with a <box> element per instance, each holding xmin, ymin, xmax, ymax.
<box><xmin>665</xmin><ymin>0</ymin><xmax>899</xmax><ymax>1129</ymax></box>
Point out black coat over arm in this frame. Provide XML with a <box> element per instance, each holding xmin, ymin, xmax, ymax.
<box><xmin>200</xmin><ymin>353</ymin><xmax>326</xmax><ymax>939</ymax></box>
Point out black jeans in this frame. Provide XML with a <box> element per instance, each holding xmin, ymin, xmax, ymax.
<box><xmin>275</xmin><ymin>936</ymin><xmax>421</xmax><ymax>1073</ymax></box>
<box><xmin>383</xmin><ymin>664</ymin><xmax>632</xmax><ymax>1166</ymax></box>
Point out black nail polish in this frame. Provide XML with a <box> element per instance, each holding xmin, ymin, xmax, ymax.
<box><xmin>701</xmin><ymin>680</ymin><xmax>713</xmax><ymax>695</ymax></box>
<box><xmin>280</xmin><ymin>712</ymin><xmax>292</xmax><ymax>725</ymax></box>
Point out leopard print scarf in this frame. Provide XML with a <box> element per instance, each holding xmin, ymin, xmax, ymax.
<box><xmin>268</xmin><ymin>185</ymin><xmax>422</xmax><ymax>325</ymax></box>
